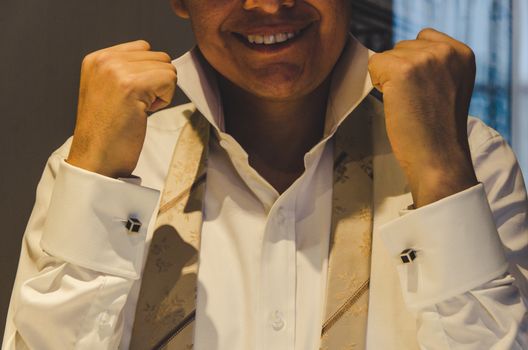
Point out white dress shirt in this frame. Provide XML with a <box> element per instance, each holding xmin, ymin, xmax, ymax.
<box><xmin>3</xmin><ymin>35</ymin><xmax>528</xmax><ymax>349</ymax></box>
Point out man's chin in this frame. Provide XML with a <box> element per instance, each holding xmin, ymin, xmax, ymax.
<box><xmin>240</xmin><ymin>75</ymin><xmax>315</xmax><ymax>102</ymax></box>
<box><xmin>216</xmin><ymin>67</ymin><xmax>318</xmax><ymax>103</ymax></box>
<box><xmin>244</xmin><ymin>85</ymin><xmax>308</xmax><ymax>102</ymax></box>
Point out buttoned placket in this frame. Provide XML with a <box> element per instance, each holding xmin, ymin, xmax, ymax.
<box><xmin>257</xmin><ymin>199</ymin><xmax>296</xmax><ymax>350</ymax></box>
<box><xmin>217</xmin><ymin>133</ymin><xmax>294</xmax><ymax>349</ymax></box>
<box><xmin>214</xmin><ymin>126</ymin><xmax>329</xmax><ymax>350</ymax></box>
<box><xmin>254</xmin><ymin>145</ymin><xmax>328</xmax><ymax>350</ymax></box>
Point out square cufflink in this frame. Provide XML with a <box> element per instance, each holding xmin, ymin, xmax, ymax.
<box><xmin>400</xmin><ymin>248</ymin><xmax>417</xmax><ymax>264</ymax></box>
<box><xmin>125</xmin><ymin>217</ymin><xmax>142</xmax><ymax>233</ymax></box>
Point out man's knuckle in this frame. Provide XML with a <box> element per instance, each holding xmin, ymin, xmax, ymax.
<box><xmin>98</xmin><ymin>60</ymin><xmax>121</xmax><ymax>78</ymax></box>
<box><xmin>417</xmin><ymin>27</ymin><xmax>434</xmax><ymax>38</ymax></box>
<box><xmin>398</xmin><ymin>61</ymin><xmax>416</xmax><ymax>78</ymax></box>
<box><xmin>118</xmin><ymin>75</ymin><xmax>139</xmax><ymax>93</ymax></box>
<box><xmin>93</xmin><ymin>51</ymin><xmax>114</xmax><ymax>66</ymax></box>
<box><xmin>137</xmin><ymin>39</ymin><xmax>151</xmax><ymax>49</ymax></box>
<box><xmin>437</xmin><ymin>42</ymin><xmax>457</xmax><ymax>59</ymax></box>
<box><xmin>82</xmin><ymin>52</ymin><xmax>98</xmax><ymax>68</ymax></box>
<box><xmin>418</xmin><ymin>51</ymin><xmax>436</xmax><ymax>66</ymax></box>
<box><xmin>168</xmin><ymin>69</ymin><xmax>177</xmax><ymax>80</ymax></box>
<box><xmin>160</xmin><ymin>52</ymin><xmax>172</xmax><ymax>62</ymax></box>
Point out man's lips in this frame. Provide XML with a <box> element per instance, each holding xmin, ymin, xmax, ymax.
<box><xmin>231</xmin><ymin>23</ymin><xmax>313</xmax><ymax>53</ymax></box>
<box><xmin>234</xmin><ymin>21</ymin><xmax>311</xmax><ymax>36</ymax></box>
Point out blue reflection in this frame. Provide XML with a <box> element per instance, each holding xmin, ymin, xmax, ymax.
<box><xmin>393</xmin><ymin>0</ymin><xmax>512</xmax><ymax>143</ymax></box>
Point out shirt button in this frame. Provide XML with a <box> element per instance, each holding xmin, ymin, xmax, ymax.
<box><xmin>98</xmin><ymin>312</ymin><xmax>115</xmax><ymax>335</ymax></box>
<box><xmin>271</xmin><ymin>310</ymin><xmax>285</xmax><ymax>331</ymax></box>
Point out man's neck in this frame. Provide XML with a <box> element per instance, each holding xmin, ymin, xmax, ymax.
<box><xmin>218</xmin><ymin>74</ymin><xmax>331</xmax><ymax>194</ymax></box>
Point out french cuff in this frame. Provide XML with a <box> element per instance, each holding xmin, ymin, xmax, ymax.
<box><xmin>379</xmin><ymin>183</ymin><xmax>509</xmax><ymax>310</ymax></box>
<box><xmin>41</xmin><ymin>159</ymin><xmax>160</xmax><ymax>280</ymax></box>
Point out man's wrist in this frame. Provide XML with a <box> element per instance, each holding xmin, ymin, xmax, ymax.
<box><xmin>406</xmin><ymin>158</ymin><xmax>478</xmax><ymax>208</ymax></box>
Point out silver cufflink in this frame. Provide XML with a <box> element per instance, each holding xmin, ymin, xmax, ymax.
<box><xmin>125</xmin><ymin>217</ymin><xmax>142</xmax><ymax>233</ymax></box>
<box><xmin>400</xmin><ymin>248</ymin><xmax>417</xmax><ymax>263</ymax></box>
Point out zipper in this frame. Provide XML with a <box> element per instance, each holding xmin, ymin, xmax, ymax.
<box><xmin>321</xmin><ymin>278</ymin><xmax>370</xmax><ymax>336</ymax></box>
<box><xmin>152</xmin><ymin>310</ymin><xmax>196</xmax><ymax>350</ymax></box>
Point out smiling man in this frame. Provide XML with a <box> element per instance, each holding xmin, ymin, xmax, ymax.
<box><xmin>4</xmin><ymin>0</ymin><xmax>528</xmax><ymax>349</ymax></box>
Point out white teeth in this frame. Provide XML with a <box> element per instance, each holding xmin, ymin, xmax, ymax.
<box><xmin>264</xmin><ymin>35</ymin><xmax>275</xmax><ymax>44</ymax></box>
<box><xmin>246</xmin><ymin>31</ymin><xmax>300</xmax><ymax>45</ymax></box>
<box><xmin>275</xmin><ymin>33</ymin><xmax>288</xmax><ymax>43</ymax></box>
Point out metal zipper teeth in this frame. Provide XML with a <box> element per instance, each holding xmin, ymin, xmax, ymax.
<box><xmin>153</xmin><ymin>310</ymin><xmax>196</xmax><ymax>350</ymax></box>
<box><xmin>321</xmin><ymin>278</ymin><xmax>370</xmax><ymax>336</ymax></box>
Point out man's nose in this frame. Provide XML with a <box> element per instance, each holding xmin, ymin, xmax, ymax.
<box><xmin>242</xmin><ymin>0</ymin><xmax>295</xmax><ymax>13</ymax></box>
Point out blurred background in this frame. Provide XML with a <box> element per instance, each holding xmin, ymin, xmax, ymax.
<box><xmin>1</xmin><ymin>0</ymin><xmax>526</xmax><ymax>339</ymax></box>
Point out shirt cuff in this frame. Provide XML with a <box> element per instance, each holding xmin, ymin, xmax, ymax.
<box><xmin>41</xmin><ymin>160</ymin><xmax>160</xmax><ymax>279</ymax></box>
<box><xmin>379</xmin><ymin>183</ymin><xmax>509</xmax><ymax>309</ymax></box>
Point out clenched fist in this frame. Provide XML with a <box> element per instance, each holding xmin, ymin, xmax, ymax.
<box><xmin>66</xmin><ymin>40</ymin><xmax>177</xmax><ymax>178</ymax></box>
<box><xmin>368</xmin><ymin>28</ymin><xmax>479</xmax><ymax>207</ymax></box>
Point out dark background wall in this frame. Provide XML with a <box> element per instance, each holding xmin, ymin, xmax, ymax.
<box><xmin>0</xmin><ymin>0</ymin><xmax>195</xmax><ymax>338</ymax></box>
<box><xmin>0</xmin><ymin>0</ymin><xmax>392</xmax><ymax>340</ymax></box>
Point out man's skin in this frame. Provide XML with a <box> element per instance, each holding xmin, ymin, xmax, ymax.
<box><xmin>67</xmin><ymin>0</ymin><xmax>479</xmax><ymax>208</ymax></box>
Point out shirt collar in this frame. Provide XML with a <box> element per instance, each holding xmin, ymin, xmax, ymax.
<box><xmin>172</xmin><ymin>33</ymin><xmax>374</xmax><ymax>138</ymax></box>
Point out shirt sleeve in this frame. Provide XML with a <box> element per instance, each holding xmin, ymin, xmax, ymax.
<box><xmin>379</xmin><ymin>129</ymin><xmax>528</xmax><ymax>349</ymax></box>
<box><xmin>2</xmin><ymin>148</ymin><xmax>160</xmax><ymax>350</ymax></box>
